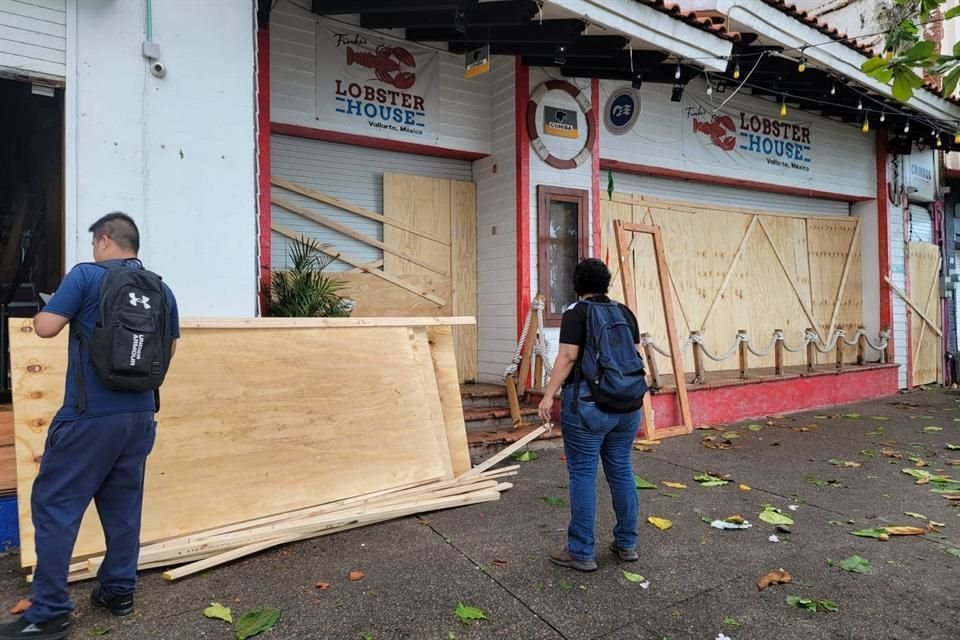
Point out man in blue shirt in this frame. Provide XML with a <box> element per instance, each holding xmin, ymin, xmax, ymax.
<box><xmin>0</xmin><ymin>213</ymin><xmax>179</xmax><ymax>640</ymax></box>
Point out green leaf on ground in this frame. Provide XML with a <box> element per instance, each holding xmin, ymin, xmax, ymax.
<box><xmin>813</xmin><ymin>415</ymin><xmax>830</xmax><ymax>419</ymax></box>
<box><xmin>871</xmin><ymin>416</ymin><xmax>891</xmax><ymax>421</ymax></box>
<box><xmin>559</xmin><ymin>581</ymin><xmax>574</xmax><ymax>590</ymax></box>
<box><xmin>902</xmin><ymin>468</ymin><xmax>932</xmax><ymax>481</ymax></box>
<box><xmin>511</xmin><ymin>450</ymin><xmax>539</xmax><ymax>462</ymax></box>
<box><xmin>786</xmin><ymin>596</ymin><xmax>838</xmax><ymax>612</ymax></box>
<box><xmin>455</xmin><ymin>602</ymin><xmax>488</xmax><ymax>625</ymax></box>
<box><xmin>924</xmin><ymin>426</ymin><xmax>944</xmax><ymax>433</ymax></box>
<box><xmin>722</xmin><ymin>617</ymin><xmax>741</xmax><ymax>627</ymax></box>
<box><xmin>945</xmin><ymin>548</ymin><xmax>960</xmax><ymax>558</ymax></box>
<box><xmin>946</xmin><ymin>444</ymin><xmax>960</xmax><ymax>450</ymax></box>
<box><xmin>844</xmin><ymin>413</ymin><xmax>861</xmax><ymax>419</ymax></box>
<box><xmin>622</xmin><ymin>571</ymin><xmax>646</xmax><ymax>583</ymax></box>
<box><xmin>722</xmin><ymin>431</ymin><xmax>741</xmax><ymax>439</ymax></box>
<box><xmin>839</xmin><ymin>555</ymin><xmax>872</xmax><ymax>574</ymax></box>
<box><xmin>759</xmin><ymin>506</ymin><xmax>794</xmax><ymax>526</ymax></box>
<box><xmin>748</xmin><ymin>424</ymin><xmax>764</xmax><ymax>432</ymax></box>
<box><xmin>91</xmin><ymin>628</ymin><xmax>112</xmax><ymax>637</ymax></box>
<box><xmin>543</xmin><ymin>496</ymin><xmax>565</xmax><ymax>507</ymax></box>
<box><xmin>851</xmin><ymin>527</ymin><xmax>889</xmax><ymax>540</ymax></box>
<box><xmin>905</xmin><ymin>512</ymin><xmax>927</xmax><ymax>520</ymax></box>
<box><xmin>634</xmin><ymin>475</ymin><xmax>656</xmax><ymax>490</ymax></box>
<box><xmin>234</xmin><ymin>607</ymin><xmax>281</xmax><ymax>640</ymax></box>
<box><xmin>204</xmin><ymin>603</ymin><xmax>234</xmax><ymax>624</ymax></box>
<box><xmin>860</xmin><ymin>450</ymin><xmax>877</xmax><ymax>458</ymax></box>
<box><xmin>694</xmin><ymin>473</ymin><xmax>730</xmax><ymax>487</ymax></box>
<box><xmin>829</xmin><ymin>459</ymin><xmax>862</xmax><ymax>468</ymax></box>
<box><xmin>866</xmin><ymin>427</ymin><xmax>886</xmax><ymax>436</ymax></box>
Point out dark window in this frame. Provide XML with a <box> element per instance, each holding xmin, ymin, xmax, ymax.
<box><xmin>537</xmin><ymin>186</ymin><xmax>589</xmax><ymax>326</ymax></box>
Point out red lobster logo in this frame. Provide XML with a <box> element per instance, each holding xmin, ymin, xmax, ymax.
<box><xmin>346</xmin><ymin>45</ymin><xmax>416</xmax><ymax>90</ymax></box>
<box><xmin>692</xmin><ymin>115</ymin><xmax>737</xmax><ymax>151</ymax></box>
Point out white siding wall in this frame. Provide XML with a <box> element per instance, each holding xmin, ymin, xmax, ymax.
<box><xmin>610</xmin><ymin>173</ymin><xmax>851</xmax><ymax>216</ymax></box>
<box><xmin>890</xmin><ymin>193</ymin><xmax>909</xmax><ymax>388</ymax></box>
<box><xmin>909</xmin><ymin>203</ymin><xmax>935</xmax><ymax>243</ymax></box>
<box><xmin>65</xmin><ymin>0</ymin><xmax>257</xmax><ymax>316</ymax></box>
<box><xmin>474</xmin><ymin>56</ymin><xmax>517</xmax><ymax>383</ymax></box>
<box><xmin>600</xmin><ymin>78</ymin><xmax>876</xmax><ymax>199</ymax></box>
<box><xmin>270</xmin><ymin>135</ymin><xmax>472</xmax><ymax>270</ymax></box>
<box><xmin>270</xmin><ymin>0</ymin><xmax>491</xmax><ymax>156</ymax></box>
<box><xmin>0</xmin><ymin>0</ymin><xmax>65</xmax><ymax>79</ymax></box>
<box><xmin>527</xmin><ymin>69</ymin><xmax>595</xmax><ymax>366</ymax></box>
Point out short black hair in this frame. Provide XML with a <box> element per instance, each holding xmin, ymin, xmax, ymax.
<box><xmin>89</xmin><ymin>212</ymin><xmax>140</xmax><ymax>253</ymax></box>
<box><xmin>573</xmin><ymin>258</ymin><xmax>611</xmax><ymax>296</ymax></box>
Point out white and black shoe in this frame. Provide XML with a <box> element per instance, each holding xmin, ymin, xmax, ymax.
<box><xmin>0</xmin><ymin>615</ymin><xmax>71</xmax><ymax>640</ymax></box>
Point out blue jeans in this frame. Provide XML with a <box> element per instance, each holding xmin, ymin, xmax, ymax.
<box><xmin>560</xmin><ymin>382</ymin><xmax>641</xmax><ymax>561</ymax></box>
<box><xmin>26</xmin><ymin>411</ymin><xmax>156</xmax><ymax>622</ymax></box>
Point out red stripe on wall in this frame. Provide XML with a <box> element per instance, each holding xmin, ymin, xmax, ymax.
<box><xmin>591</xmin><ymin>79</ymin><xmax>601</xmax><ymax>258</ymax></box>
<box><xmin>256</xmin><ymin>27</ymin><xmax>271</xmax><ymax>315</ymax></box>
<box><xmin>876</xmin><ymin>132</ymin><xmax>892</xmax><ymax>354</ymax></box>
<box><xmin>516</xmin><ymin>59</ymin><xmax>531</xmax><ymax>338</ymax></box>
<box><xmin>270</xmin><ymin>123</ymin><xmax>488</xmax><ymax>162</ymax></box>
<box><xmin>600</xmin><ymin>159</ymin><xmax>870</xmax><ymax>203</ymax></box>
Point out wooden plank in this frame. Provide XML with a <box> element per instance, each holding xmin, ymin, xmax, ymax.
<box><xmin>913</xmin><ymin>255</ymin><xmax>942</xmax><ymax>383</ymax></box>
<box><xmin>425</xmin><ymin>326</ymin><xmax>472</xmax><ymax>477</ymax></box>
<box><xmin>272</xmin><ymin>195</ymin><xmax>448</xmax><ymax>276</ymax></box>
<box><xmin>272</xmin><ymin>223</ymin><xmax>446</xmax><ymax>306</ymax></box>
<box><xmin>450</xmin><ymin>180</ymin><xmax>478</xmax><ymax>383</ymax></box>
<box><xmin>271</xmin><ymin>177</ymin><xmax>450</xmax><ymax>245</ymax></box>
<box><xmin>700</xmin><ymin>215</ymin><xmax>757</xmax><ymax>332</ymax></box>
<box><xmin>757</xmin><ymin>217</ymin><xmax>823</xmax><ymax>342</ymax></box>
<box><xmin>177</xmin><ymin>316</ymin><xmax>473</xmax><ymax>328</ymax></box>
<box><xmin>10</xmin><ymin>319</ymin><xmax>455</xmax><ymax>567</ymax></box>
<box><xmin>411</xmin><ymin>328</ymin><xmax>454</xmax><ymax>480</ymax></box>
<box><xmin>458</xmin><ymin>425</ymin><xmax>549</xmax><ymax>479</ymax></box>
<box><xmin>336</xmin><ymin>272</ymin><xmax>448</xmax><ymax>317</ymax></box>
<box><xmin>346</xmin><ymin>259</ymin><xmax>384</xmax><ymax>273</ymax></box>
<box><xmin>826</xmin><ymin>218</ymin><xmax>862</xmax><ymax>341</ymax></box>
<box><xmin>885</xmin><ymin>276</ymin><xmax>942</xmax><ymax>337</ymax></box>
<box><xmin>383</xmin><ymin>173</ymin><xmax>452</xmax><ymax>277</ymax></box>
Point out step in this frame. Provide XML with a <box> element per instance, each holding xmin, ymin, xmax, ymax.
<box><xmin>459</xmin><ymin>383</ymin><xmax>508</xmax><ymax>409</ymax></box>
<box><xmin>466</xmin><ymin>422</ymin><xmax>563</xmax><ymax>457</ymax></box>
<box><xmin>462</xmin><ymin>405</ymin><xmax>539</xmax><ymax>432</ymax></box>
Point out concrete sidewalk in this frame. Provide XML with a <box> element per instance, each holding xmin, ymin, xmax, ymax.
<box><xmin>1</xmin><ymin>390</ymin><xmax>959</xmax><ymax>640</ymax></box>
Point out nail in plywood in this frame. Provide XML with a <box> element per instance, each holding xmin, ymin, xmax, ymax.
<box><xmin>9</xmin><ymin>319</ymin><xmax>456</xmax><ymax>567</ymax></box>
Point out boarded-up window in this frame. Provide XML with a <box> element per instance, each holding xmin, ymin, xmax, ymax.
<box><xmin>538</xmin><ymin>186</ymin><xmax>589</xmax><ymax>326</ymax></box>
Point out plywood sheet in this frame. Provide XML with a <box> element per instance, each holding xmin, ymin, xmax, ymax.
<box><xmin>426</xmin><ymin>326</ymin><xmax>471</xmax><ymax>476</ymax></box>
<box><xmin>338</xmin><ymin>272</ymin><xmax>450</xmax><ymax>317</ymax></box>
<box><xmin>383</xmin><ymin>173</ymin><xmax>451</xmax><ymax>277</ymax></box>
<box><xmin>451</xmin><ymin>181</ymin><xmax>478</xmax><ymax>383</ymax></box>
<box><xmin>10</xmin><ymin>320</ymin><xmax>454</xmax><ymax>567</ymax></box>
<box><xmin>907</xmin><ymin>242</ymin><xmax>942</xmax><ymax>385</ymax></box>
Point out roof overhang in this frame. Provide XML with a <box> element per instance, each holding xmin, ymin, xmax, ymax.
<box><xmin>545</xmin><ymin>0</ymin><xmax>734</xmax><ymax>71</ymax></box>
<box><xmin>716</xmin><ymin>0</ymin><xmax>960</xmax><ymax>123</ymax></box>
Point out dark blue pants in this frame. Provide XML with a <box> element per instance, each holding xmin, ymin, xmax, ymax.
<box><xmin>26</xmin><ymin>411</ymin><xmax>156</xmax><ymax>623</ymax></box>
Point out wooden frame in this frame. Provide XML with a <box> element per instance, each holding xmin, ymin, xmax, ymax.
<box><xmin>613</xmin><ymin>220</ymin><xmax>693</xmax><ymax>439</ymax></box>
<box><xmin>537</xmin><ymin>185</ymin><xmax>590</xmax><ymax>326</ymax></box>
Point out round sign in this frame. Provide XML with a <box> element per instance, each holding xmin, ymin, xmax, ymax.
<box><xmin>526</xmin><ymin>80</ymin><xmax>596</xmax><ymax>170</ymax></box>
<box><xmin>604</xmin><ymin>87</ymin><xmax>640</xmax><ymax>135</ymax></box>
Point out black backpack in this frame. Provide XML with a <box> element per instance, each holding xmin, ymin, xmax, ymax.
<box><xmin>73</xmin><ymin>262</ymin><xmax>173</xmax><ymax>412</ymax></box>
<box><xmin>575</xmin><ymin>300</ymin><xmax>649</xmax><ymax>413</ymax></box>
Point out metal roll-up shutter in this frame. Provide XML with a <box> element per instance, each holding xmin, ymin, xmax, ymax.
<box><xmin>910</xmin><ymin>204</ymin><xmax>934</xmax><ymax>243</ymax></box>
<box><xmin>0</xmin><ymin>0</ymin><xmax>67</xmax><ymax>80</ymax></box>
<box><xmin>270</xmin><ymin>135</ymin><xmax>472</xmax><ymax>270</ymax></box>
<box><xmin>610</xmin><ymin>173</ymin><xmax>851</xmax><ymax>216</ymax></box>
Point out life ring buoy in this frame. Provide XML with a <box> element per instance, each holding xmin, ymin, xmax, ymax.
<box><xmin>526</xmin><ymin>80</ymin><xmax>596</xmax><ymax>170</ymax></box>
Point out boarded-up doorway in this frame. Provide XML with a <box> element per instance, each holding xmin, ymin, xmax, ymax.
<box><xmin>907</xmin><ymin>242</ymin><xmax>942</xmax><ymax>385</ymax></box>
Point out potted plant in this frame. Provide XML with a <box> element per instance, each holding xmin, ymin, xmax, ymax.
<box><xmin>264</xmin><ymin>235</ymin><xmax>353</xmax><ymax>317</ymax></box>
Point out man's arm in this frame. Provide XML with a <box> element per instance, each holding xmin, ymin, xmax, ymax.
<box><xmin>34</xmin><ymin>268</ymin><xmax>86</xmax><ymax>338</ymax></box>
<box><xmin>33</xmin><ymin>312</ymin><xmax>70</xmax><ymax>338</ymax></box>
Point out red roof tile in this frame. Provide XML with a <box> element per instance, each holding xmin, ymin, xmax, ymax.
<box><xmin>635</xmin><ymin>1</ymin><xmax>742</xmax><ymax>43</ymax></box>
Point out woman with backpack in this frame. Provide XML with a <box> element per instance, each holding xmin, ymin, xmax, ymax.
<box><xmin>537</xmin><ymin>258</ymin><xmax>648</xmax><ymax>572</ymax></box>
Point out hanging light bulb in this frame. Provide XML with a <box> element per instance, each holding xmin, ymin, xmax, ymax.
<box><xmin>707</xmin><ymin>83</ymin><xmax>713</xmax><ymax>96</ymax></box>
<box><xmin>931</xmin><ymin>127</ymin><xmax>937</xmax><ymax>136</ymax></box>
<box><xmin>733</xmin><ymin>63</ymin><xmax>741</xmax><ymax>80</ymax></box>
<box><xmin>675</xmin><ymin>63</ymin><xmax>682</xmax><ymax>80</ymax></box>
<box><xmin>830</xmin><ymin>82</ymin><xmax>836</xmax><ymax>96</ymax></box>
<box><xmin>798</xmin><ymin>56</ymin><xmax>806</xmax><ymax>73</ymax></box>
<box><xmin>937</xmin><ymin>135</ymin><xmax>943</xmax><ymax>148</ymax></box>
<box><xmin>880</xmin><ymin>111</ymin><xmax>886</xmax><ymax>123</ymax></box>
<box><xmin>862</xmin><ymin>118</ymin><xmax>870</xmax><ymax>134</ymax></box>
<box><xmin>857</xmin><ymin>98</ymin><xmax>863</xmax><ymax>110</ymax></box>
<box><xmin>780</xmin><ymin>99</ymin><xmax>788</xmax><ymax>118</ymax></box>
<box><xmin>954</xmin><ymin>131</ymin><xmax>960</xmax><ymax>145</ymax></box>
<box><xmin>905</xmin><ymin>121</ymin><xmax>910</xmax><ymax>133</ymax></box>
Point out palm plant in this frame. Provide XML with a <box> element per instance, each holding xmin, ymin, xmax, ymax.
<box><xmin>265</xmin><ymin>235</ymin><xmax>352</xmax><ymax>317</ymax></box>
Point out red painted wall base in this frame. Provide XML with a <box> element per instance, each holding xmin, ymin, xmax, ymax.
<box><xmin>647</xmin><ymin>365</ymin><xmax>900</xmax><ymax>430</ymax></box>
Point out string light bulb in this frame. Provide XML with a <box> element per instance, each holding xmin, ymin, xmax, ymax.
<box><xmin>880</xmin><ymin>112</ymin><xmax>886</xmax><ymax>123</ymax></box>
<box><xmin>675</xmin><ymin>63</ymin><xmax>682</xmax><ymax>80</ymax></box>
<box><xmin>798</xmin><ymin>56</ymin><xmax>806</xmax><ymax>73</ymax></box>
<box><xmin>857</xmin><ymin>98</ymin><xmax>863</xmax><ymax>110</ymax></box>
<box><xmin>862</xmin><ymin>119</ymin><xmax>870</xmax><ymax>134</ymax></box>
<box><xmin>937</xmin><ymin>135</ymin><xmax>943</xmax><ymax>148</ymax></box>
<box><xmin>707</xmin><ymin>83</ymin><xmax>713</xmax><ymax>96</ymax></box>
<box><xmin>733</xmin><ymin>63</ymin><xmax>741</xmax><ymax>80</ymax></box>
<box><xmin>830</xmin><ymin>82</ymin><xmax>836</xmax><ymax>95</ymax></box>
<box><xmin>780</xmin><ymin>99</ymin><xmax>788</xmax><ymax>118</ymax></box>
<box><xmin>954</xmin><ymin>131</ymin><xmax>960</xmax><ymax>145</ymax></box>
<box><xmin>904</xmin><ymin>121</ymin><xmax>910</xmax><ymax>133</ymax></box>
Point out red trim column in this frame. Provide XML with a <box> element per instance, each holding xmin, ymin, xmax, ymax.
<box><xmin>903</xmin><ymin>193</ymin><xmax>913</xmax><ymax>388</ymax></box>
<box><xmin>591</xmin><ymin>78</ymin><xmax>601</xmax><ymax>258</ymax></box>
<box><xmin>515</xmin><ymin>58</ymin><xmax>531</xmax><ymax>337</ymax></box>
<box><xmin>876</xmin><ymin>132</ymin><xmax>892</xmax><ymax>353</ymax></box>
<box><xmin>256</xmin><ymin>27</ymin><xmax>271</xmax><ymax>315</ymax></box>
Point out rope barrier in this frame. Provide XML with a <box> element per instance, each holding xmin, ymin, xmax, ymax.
<box><xmin>744</xmin><ymin>332</ymin><xmax>778</xmax><ymax>358</ymax></box>
<box><xmin>502</xmin><ymin>297</ymin><xmax>552</xmax><ymax>386</ymax></box>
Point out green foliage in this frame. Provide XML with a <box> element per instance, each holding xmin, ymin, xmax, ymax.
<box><xmin>265</xmin><ymin>235</ymin><xmax>351</xmax><ymax>318</ymax></box>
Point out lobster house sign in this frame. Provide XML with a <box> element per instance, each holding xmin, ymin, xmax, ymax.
<box><xmin>318</xmin><ymin>20</ymin><xmax>440</xmax><ymax>142</ymax></box>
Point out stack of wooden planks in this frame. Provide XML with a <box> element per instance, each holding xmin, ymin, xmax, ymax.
<box><xmin>8</xmin><ymin>317</ymin><xmax>543</xmax><ymax>582</ymax></box>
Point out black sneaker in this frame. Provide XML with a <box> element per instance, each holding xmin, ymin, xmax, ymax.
<box><xmin>0</xmin><ymin>614</ymin><xmax>71</xmax><ymax>640</ymax></box>
<box><xmin>90</xmin><ymin>584</ymin><xmax>134</xmax><ymax>617</ymax></box>
<box><xmin>609</xmin><ymin>543</ymin><xmax>639</xmax><ymax>562</ymax></box>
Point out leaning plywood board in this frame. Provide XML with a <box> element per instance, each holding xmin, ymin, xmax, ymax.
<box><xmin>451</xmin><ymin>181</ymin><xmax>478</xmax><ymax>382</ymax></box>
<box><xmin>907</xmin><ymin>242</ymin><xmax>942</xmax><ymax>385</ymax></box>
<box><xmin>10</xmin><ymin>319</ymin><xmax>458</xmax><ymax>567</ymax></box>
<box><xmin>426</xmin><ymin>326</ymin><xmax>471</xmax><ymax>476</ymax></box>
<box><xmin>383</xmin><ymin>173</ymin><xmax>452</xmax><ymax>278</ymax></box>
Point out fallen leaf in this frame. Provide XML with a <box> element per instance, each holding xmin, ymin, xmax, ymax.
<box><xmin>748</xmin><ymin>424</ymin><xmax>764</xmax><ymax>432</ymax></box>
<box><xmin>234</xmin><ymin>607</ymin><xmax>281</xmax><ymax>640</ymax></box>
<box><xmin>924</xmin><ymin>426</ymin><xmax>944</xmax><ymax>433</ymax></box>
<box><xmin>946</xmin><ymin>444</ymin><xmax>960</xmax><ymax>451</ymax></box>
<box><xmin>905</xmin><ymin>512</ymin><xmax>927</xmax><ymax>520</ymax></box>
<box><xmin>622</xmin><ymin>570</ymin><xmax>646</xmax><ymax>583</ymax></box>
<box><xmin>491</xmin><ymin>559</ymin><xmax>509</xmax><ymax>567</ymax></box>
<box><xmin>839</xmin><ymin>555</ymin><xmax>872</xmax><ymax>574</ymax></box>
<box><xmin>845</xmin><ymin>413</ymin><xmax>861</xmax><ymax>419</ymax></box>
<box><xmin>929</xmin><ymin>520</ymin><xmax>946</xmax><ymax>529</ymax></box>
<box><xmin>349</xmin><ymin>571</ymin><xmax>366</xmax><ymax>581</ymax></box>
<box><xmin>908</xmin><ymin>456</ymin><xmax>930</xmax><ymax>467</ymax></box>
<box><xmin>851</xmin><ymin>527</ymin><xmax>889</xmax><ymax>540</ymax></box>
<box><xmin>813</xmin><ymin>415</ymin><xmax>830</xmax><ymax>419</ymax></box>
<box><xmin>759</xmin><ymin>506</ymin><xmax>794</xmax><ymax>526</ymax></box>
<box><xmin>454</xmin><ymin>602</ymin><xmax>487</xmax><ymax>625</ymax></box>
<box><xmin>543</xmin><ymin>496</ymin><xmax>565</xmax><ymax>506</ymax></box>
<box><xmin>91</xmin><ymin>627</ymin><xmax>112</xmax><ymax>636</ymax></box>
<box><xmin>511</xmin><ymin>450</ymin><xmax>539</xmax><ymax>462</ymax></box>
<box><xmin>8</xmin><ymin>600</ymin><xmax>30</xmax><ymax>615</ymax></box>
<box><xmin>871</xmin><ymin>416</ymin><xmax>891</xmax><ymax>421</ymax></box>
<box><xmin>945</xmin><ymin>548</ymin><xmax>960</xmax><ymax>558</ymax></box>
<box><xmin>662</xmin><ymin>481</ymin><xmax>687</xmax><ymax>489</ymax></box>
<box><xmin>702</xmin><ymin>435</ymin><xmax>733</xmax><ymax>450</ymax></box>
<box><xmin>722</xmin><ymin>431</ymin><xmax>741</xmax><ymax>439</ymax></box>
<box><xmin>757</xmin><ymin>569</ymin><xmax>792</xmax><ymax>590</ymax></box>
<box><xmin>829</xmin><ymin>459</ymin><xmax>863</xmax><ymax>468</ymax></box>
<box><xmin>204</xmin><ymin>603</ymin><xmax>233</xmax><ymax>624</ymax></box>
<box><xmin>724</xmin><ymin>514</ymin><xmax>746</xmax><ymax>524</ymax></box>
<box><xmin>722</xmin><ymin>617</ymin><xmax>741</xmax><ymax>627</ymax></box>
<box><xmin>739</xmin><ymin>483</ymin><xmax>752</xmax><ymax>491</ymax></box>
<box><xmin>786</xmin><ymin>596</ymin><xmax>838</xmax><ymax>612</ymax></box>
<box><xmin>694</xmin><ymin>473</ymin><xmax>730</xmax><ymax>486</ymax></box>
<box><xmin>558</xmin><ymin>581</ymin><xmax>573</xmax><ymax>590</ymax></box>
<box><xmin>648</xmin><ymin>516</ymin><xmax>673</xmax><ymax>530</ymax></box>
<box><xmin>315</xmin><ymin>582</ymin><xmax>331</xmax><ymax>591</ymax></box>
<box><xmin>634</xmin><ymin>439</ymin><xmax>661</xmax><ymax>446</ymax></box>
<box><xmin>633</xmin><ymin>445</ymin><xmax>655</xmax><ymax>452</ymax></box>
<box><xmin>884</xmin><ymin>526</ymin><xmax>926</xmax><ymax>536</ymax></box>
<box><xmin>634</xmin><ymin>475</ymin><xmax>656</xmax><ymax>490</ymax></box>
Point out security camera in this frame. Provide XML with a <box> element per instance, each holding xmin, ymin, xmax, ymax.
<box><xmin>149</xmin><ymin>61</ymin><xmax>167</xmax><ymax>78</ymax></box>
